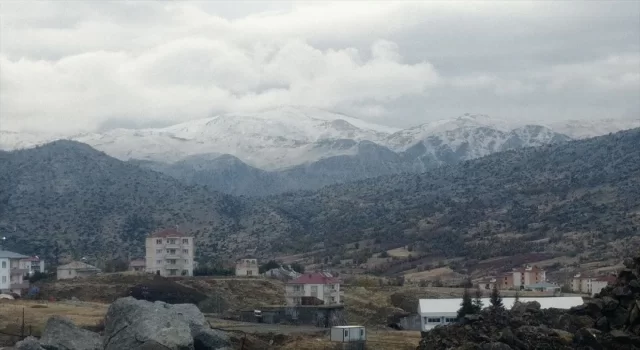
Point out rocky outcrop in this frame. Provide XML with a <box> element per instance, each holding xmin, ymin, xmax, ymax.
<box><xmin>417</xmin><ymin>255</ymin><xmax>640</xmax><ymax>350</ymax></box>
<box><xmin>12</xmin><ymin>297</ymin><xmax>230</xmax><ymax>350</ymax></box>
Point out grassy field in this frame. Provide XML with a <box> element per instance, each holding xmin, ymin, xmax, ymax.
<box><xmin>279</xmin><ymin>330</ymin><xmax>421</xmax><ymax>350</ymax></box>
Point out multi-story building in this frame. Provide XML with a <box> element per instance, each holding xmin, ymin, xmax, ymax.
<box><xmin>0</xmin><ymin>250</ymin><xmax>30</xmax><ymax>295</ymax></box>
<box><xmin>571</xmin><ymin>273</ymin><xmax>616</xmax><ymax>296</ymax></box>
<box><xmin>285</xmin><ymin>272</ymin><xmax>342</xmax><ymax>306</ymax></box>
<box><xmin>22</xmin><ymin>256</ymin><xmax>45</xmax><ymax>276</ymax></box>
<box><xmin>145</xmin><ymin>228</ymin><xmax>194</xmax><ymax>277</ymax></box>
<box><xmin>511</xmin><ymin>265</ymin><xmax>546</xmax><ymax>289</ymax></box>
<box><xmin>235</xmin><ymin>258</ymin><xmax>258</xmax><ymax>277</ymax></box>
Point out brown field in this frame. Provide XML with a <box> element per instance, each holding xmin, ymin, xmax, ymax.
<box><xmin>279</xmin><ymin>330</ymin><xmax>421</xmax><ymax>350</ymax></box>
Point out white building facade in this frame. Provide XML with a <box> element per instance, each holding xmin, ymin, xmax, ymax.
<box><xmin>285</xmin><ymin>272</ymin><xmax>342</xmax><ymax>306</ymax></box>
<box><xmin>0</xmin><ymin>250</ymin><xmax>30</xmax><ymax>295</ymax></box>
<box><xmin>235</xmin><ymin>258</ymin><xmax>258</xmax><ymax>277</ymax></box>
<box><xmin>145</xmin><ymin>229</ymin><xmax>195</xmax><ymax>277</ymax></box>
<box><xmin>418</xmin><ymin>297</ymin><xmax>584</xmax><ymax>332</ymax></box>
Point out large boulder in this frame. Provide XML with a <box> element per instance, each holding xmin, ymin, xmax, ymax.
<box><xmin>169</xmin><ymin>304</ymin><xmax>231</xmax><ymax>350</ymax></box>
<box><xmin>15</xmin><ymin>336</ymin><xmax>45</xmax><ymax>350</ymax></box>
<box><xmin>103</xmin><ymin>297</ymin><xmax>194</xmax><ymax>350</ymax></box>
<box><xmin>39</xmin><ymin>315</ymin><xmax>102</xmax><ymax>350</ymax></box>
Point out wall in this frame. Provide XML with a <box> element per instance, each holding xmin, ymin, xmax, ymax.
<box><xmin>0</xmin><ymin>258</ymin><xmax>9</xmax><ymax>291</ymax></box>
<box><xmin>57</xmin><ymin>268</ymin><xmax>78</xmax><ymax>280</ymax></box>
<box><xmin>240</xmin><ymin>306</ymin><xmax>347</xmax><ymax>328</ymax></box>
<box><xmin>591</xmin><ymin>281</ymin><xmax>609</xmax><ymax>296</ymax></box>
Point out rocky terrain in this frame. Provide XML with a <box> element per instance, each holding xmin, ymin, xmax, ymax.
<box><xmin>418</xmin><ymin>255</ymin><xmax>640</xmax><ymax>349</ymax></box>
<box><xmin>12</xmin><ymin>297</ymin><xmax>231</xmax><ymax>350</ymax></box>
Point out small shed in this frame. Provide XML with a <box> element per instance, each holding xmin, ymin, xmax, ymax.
<box><xmin>330</xmin><ymin>326</ymin><xmax>366</xmax><ymax>342</ymax></box>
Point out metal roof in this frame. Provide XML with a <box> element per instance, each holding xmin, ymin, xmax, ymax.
<box><xmin>418</xmin><ymin>296</ymin><xmax>584</xmax><ymax>316</ymax></box>
<box><xmin>0</xmin><ymin>250</ymin><xmax>28</xmax><ymax>259</ymax></box>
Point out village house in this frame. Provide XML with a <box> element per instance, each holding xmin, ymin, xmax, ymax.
<box><xmin>477</xmin><ymin>278</ymin><xmax>496</xmax><ymax>291</ymax></box>
<box><xmin>235</xmin><ymin>257</ymin><xmax>259</xmax><ymax>277</ymax></box>
<box><xmin>0</xmin><ymin>250</ymin><xmax>30</xmax><ymax>295</ymax></box>
<box><xmin>571</xmin><ymin>273</ymin><xmax>616</xmax><ymax>296</ymax></box>
<box><xmin>145</xmin><ymin>228</ymin><xmax>194</xmax><ymax>277</ymax></box>
<box><xmin>56</xmin><ymin>261</ymin><xmax>101</xmax><ymax>280</ymax></box>
<box><xmin>22</xmin><ymin>256</ymin><xmax>45</xmax><ymax>276</ymax></box>
<box><xmin>285</xmin><ymin>272</ymin><xmax>342</xmax><ymax>306</ymax></box>
<box><xmin>129</xmin><ymin>259</ymin><xmax>146</xmax><ymax>272</ymax></box>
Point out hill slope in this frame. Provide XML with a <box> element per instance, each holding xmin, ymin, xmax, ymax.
<box><xmin>0</xmin><ymin>141</ymin><xmax>296</xmax><ymax>260</ymax></box>
<box><xmin>263</xmin><ymin>128</ymin><xmax>640</xmax><ymax>258</ymax></box>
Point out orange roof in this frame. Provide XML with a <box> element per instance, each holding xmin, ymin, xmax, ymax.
<box><xmin>149</xmin><ymin>228</ymin><xmax>192</xmax><ymax>238</ymax></box>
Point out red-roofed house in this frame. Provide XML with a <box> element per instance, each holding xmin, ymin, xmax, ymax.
<box><xmin>285</xmin><ymin>272</ymin><xmax>342</xmax><ymax>306</ymax></box>
<box><xmin>145</xmin><ymin>228</ymin><xmax>194</xmax><ymax>277</ymax></box>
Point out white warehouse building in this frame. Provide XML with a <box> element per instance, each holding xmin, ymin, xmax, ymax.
<box><xmin>418</xmin><ymin>297</ymin><xmax>584</xmax><ymax>332</ymax></box>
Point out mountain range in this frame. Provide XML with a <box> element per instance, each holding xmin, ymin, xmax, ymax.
<box><xmin>1</xmin><ymin>107</ymin><xmax>639</xmax><ymax>196</ymax></box>
<box><xmin>1</xmin><ymin>128</ymin><xmax>638</xmax><ymax>264</ymax></box>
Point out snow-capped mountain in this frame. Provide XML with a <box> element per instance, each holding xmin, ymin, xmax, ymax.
<box><xmin>1</xmin><ymin>108</ymin><xmax>638</xmax><ymax>182</ymax></box>
<box><xmin>70</xmin><ymin>106</ymin><xmax>399</xmax><ymax>170</ymax></box>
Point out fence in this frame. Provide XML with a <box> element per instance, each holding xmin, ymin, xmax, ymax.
<box><xmin>0</xmin><ymin>307</ymin><xmax>34</xmax><ymax>345</ymax></box>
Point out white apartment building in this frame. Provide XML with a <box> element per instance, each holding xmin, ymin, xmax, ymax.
<box><xmin>571</xmin><ymin>273</ymin><xmax>616</xmax><ymax>296</ymax></box>
<box><xmin>285</xmin><ymin>272</ymin><xmax>342</xmax><ymax>306</ymax></box>
<box><xmin>145</xmin><ymin>229</ymin><xmax>194</xmax><ymax>277</ymax></box>
<box><xmin>22</xmin><ymin>256</ymin><xmax>45</xmax><ymax>276</ymax></box>
<box><xmin>511</xmin><ymin>265</ymin><xmax>546</xmax><ymax>289</ymax></box>
<box><xmin>235</xmin><ymin>258</ymin><xmax>258</xmax><ymax>277</ymax></box>
<box><xmin>0</xmin><ymin>250</ymin><xmax>30</xmax><ymax>295</ymax></box>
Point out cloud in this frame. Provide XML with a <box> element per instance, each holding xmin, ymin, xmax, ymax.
<box><xmin>0</xmin><ymin>1</ymin><xmax>638</xmax><ymax>133</ymax></box>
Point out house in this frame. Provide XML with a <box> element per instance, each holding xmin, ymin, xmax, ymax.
<box><xmin>0</xmin><ymin>250</ymin><xmax>30</xmax><ymax>295</ymax></box>
<box><xmin>527</xmin><ymin>281</ymin><xmax>561</xmax><ymax>293</ymax></box>
<box><xmin>590</xmin><ymin>276</ymin><xmax>616</xmax><ymax>296</ymax></box>
<box><xmin>235</xmin><ymin>257</ymin><xmax>259</xmax><ymax>277</ymax></box>
<box><xmin>285</xmin><ymin>272</ymin><xmax>342</xmax><ymax>306</ymax></box>
<box><xmin>129</xmin><ymin>259</ymin><xmax>146</xmax><ymax>272</ymax></box>
<box><xmin>418</xmin><ymin>296</ymin><xmax>584</xmax><ymax>333</ymax></box>
<box><xmin>477</xmin><ymin>278</ymin><xmax>496</xmax><ymax>290</ymax></box>
<box><xmin>21</xmin><ymin>256</ymin><xmax>45</xmax><ymax>276</ymax></box>
<box><xmin>56</xmin><ymin>261</ymin><xmax>101</xmax><ymax>280</ymax></box>
<box><xmin>145</xmin><ymin>228</ymin><xmax>194</xmax><ymax>277</ymax></box>
<box><xmin>571</xmin><ymin>273</ymin><xmax>616</xmax><ymax>295</ymax></box>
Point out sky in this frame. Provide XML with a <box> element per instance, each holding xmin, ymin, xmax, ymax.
<box><xmin>0</xmin><ymin>1</ymin><xmax>639</xmax><ymax>133</ymax></box>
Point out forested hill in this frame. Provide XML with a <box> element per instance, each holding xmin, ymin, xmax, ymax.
<box><xmin>264</xmin><ymin>128</ymin><xmax>640</xmax><ymax>259</ymax></box>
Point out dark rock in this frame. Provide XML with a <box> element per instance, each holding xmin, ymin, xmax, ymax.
<box><xmin>39</xmin><ymin>315</ymin><xmax>102</xmax><ymax>350</ymax></box>
<box><xmin>193</xmin><ymin>327</ymin><xmax>231</xmax><ymax>350</ymax></box>
<box><xmin>574</xmin><ymin>327</ymin><xmax>604</xmax><ymax>350</ymax></box>
<box><xmin>15</xmin><ymin>337</ymin><xmax>45</xmax><ymax>350</ymax></box>
<box><xmin>549</xmin><ymin>329</ymin><xmax>574</xmax><ymax>345</ymax></box>
<box><xmin>103</xmin><ymin>297</ymin><xmax>193</xmax><ymax>350</ymax></box>
<box><xmin>462</xmin><ymin>314</ymin><xmax>483</xmax><ymax>324</ymax></box>
<box><xmin>610</xmin><ymin>329</ymin><xmax>633</xmax><ymax>343</ymax></box>
<box><xmin>595</xmin><ymin>316</ymin><xmax>610</xmax><ymax>332</ymax></box>
<box><xmin>610</xmin><ymin>306</ymin><xmax>629</xmax><ymax>328</ymax></box>
<box><xmin>602</xmin><ymin>296</ymin><xmax>619</xmax><ymax>313</ymax></box>
<box><xmin>585</xmin><ymin>299</ymin><xmax>604</xmax><ymax>318</ymax></box>
<box><xmin>480</xmin><ymin>342</ymin><xmax>513</xmax><ymax>350</ymax></box>
<box><xmin>498</xmin><ymin>328</ymin><xmax>527</xmax><ymax>350</ymax></box>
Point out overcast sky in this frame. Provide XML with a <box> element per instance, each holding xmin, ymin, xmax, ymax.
<box><xmin>0</xmin><ymin>1</ymin><xmax>638</xmax><ymax>133</ymax></box>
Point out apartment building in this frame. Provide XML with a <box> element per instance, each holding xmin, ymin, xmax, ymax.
<box><xmin>511</xmin><ymin>265</ymin><xmax>546</xmax><ymax>289</ymax></box>
<box><xmin>285</xmin><ymin>272</ymin><xmax>342</xmax><ymax>306</ymax></box>
<box><xmin>571</xmin><ymin>273</ymin><xmax>616</xmax><ymax>296</ymax></box>
<box><xmin>0</xmin><ymin>250</ymin><xmax>30</xmax><ymax>295</ymax></box>
<box><xmin>235</xmin><ymin>258</ymin><xmax>259</xmax><ymax>277</ymax></box>
<box><xmin>145</xmin><ymin>228</ymin><xmax>194</xmax><ymax>277</ymax></box>
<box><xmin>22</xmin><ymin>256</ymin><xmax>45</xmax><ymax>276</ymax></box>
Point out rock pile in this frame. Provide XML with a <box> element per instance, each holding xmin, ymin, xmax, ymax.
<box><xmin>13</xmin><ymin>297</ymin><xmax>231</xmax><ymax>350</ymax></box>
<box><xmin>417</xmin><ymin>256</ymin><xmax>640</xmax><ymax>350</ymax></box>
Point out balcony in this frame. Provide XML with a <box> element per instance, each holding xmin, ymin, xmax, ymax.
<box><xmin>286</xmin><ymin>290</ymin><xmax>305</xmax><ymax>296</ymax></box>
<box><xmin>10</xmin><ymin>282</ymin><xmax>29</xmax><ymax>289</ymax></box>
<box><xmin>10</xmin><ymin>267</ymin><xmax>29</xmax><ymax>275</ymax></box>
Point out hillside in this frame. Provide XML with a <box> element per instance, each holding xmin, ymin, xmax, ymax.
<box><xmin>263</xmin><ymin>128</ymin><xmax>640</xmax><ymax>259</ymax></box>
<box><xmin>0</xmin><ymin>141</ymin><xmax>296</xmax><ymax>260</ymax></box>
<box><xmin>1</xmin><ymin>129</ymin><xmax>639</xmax><ymax>265</ymax></box>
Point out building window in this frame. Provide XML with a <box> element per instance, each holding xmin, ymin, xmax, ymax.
<box><xmin>156</xmin><ymin>260</ymin><xmax>162</xmax><ymax>265</ymax></box>
<box><xmin>344</xmin><ymin>330</ymin><xmax>349</xmax><ymax>337</ymax></box>
<box><xmin>156</xmin><ymin>249</ymin><xmax>162</xmax><ymax>254</ymax></box>
<box><xmin>169</xmin><ymin>270</ymin><xmax>177</xmax><ymax>275</ymax></box>
<box><xmin>445</xmin><ymin>318</ymin><xmax>457</xmax><ymax>323</ymax></box>
<box><xmin>168</xmin><ymin>239</ymin><xmax>176</xmax><ymax>244</ymax></box>
<box><xmin>183</xmin><ymin>249</ymin><xmax>188</xmax><ymax>254</ymax></box>
<box><xmin>1</xmin><ymin>261</ymin><xmax>5</xmax><ymax>268</ymax></box>
<box><xmin>68</xmin><ymin>271</ymin><xmax>71</xmax><ymax>275</ymax></box>
<box><xmin>182</xmin><ymin>238</ymin><xmax>189</xmax><ymax>244</ymax></box>
<box><xmin>156</xmin><ymin>239</ymin><xmax>162</xmax><ymax>244</ymax></box>
<box><xmin>168</xmin><ymin>259</ymin><xmax>176</xmax><ymax>265</ymax></box>
<box><xmin>1</xmin><ymin>276</ymin><xmax>5</xmax><ymax>283</ymax></box>
<box><xmin>427</xmin><ymin>318</ymin><xmax>441</xmax><ymax>323</ymax></box>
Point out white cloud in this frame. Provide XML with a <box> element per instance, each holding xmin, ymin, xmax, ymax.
<box><xmin>0</xmin><ymin>1</ymin><xmax>638</xmax><ymax>132</ymax></box>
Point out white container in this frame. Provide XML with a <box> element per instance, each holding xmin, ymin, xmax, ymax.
<box><xmin>330</xmin><ymin>326</ymin><xmax>366</xmax><ymax>342</ymax></box>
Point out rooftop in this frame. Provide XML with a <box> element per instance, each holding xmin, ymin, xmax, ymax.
<box><xmin>129</xmin><ymin>259</ymin><xmax>146</xmax><ymax>267</ymax></box>
<box><xmin>57</xmin><ymin>261</ymin><xmax>100</xmax><ymax>270</ymax></box>
<box><xmin>0</xmin><ymin>250</ymin><xmax>28</xmax><ymax>259</ymax></box>
<box><xmin>149</xmin><ymin>228</ymin><xmax>192</xmax><ymax>238</ymax></box>
<box><xmin>288</xmin><ymin>272</ymin><xmax>339</xmax><ymax>285</ymax></box>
